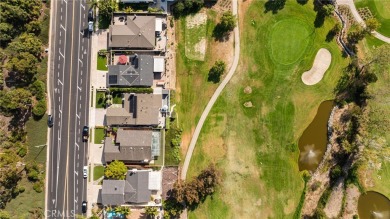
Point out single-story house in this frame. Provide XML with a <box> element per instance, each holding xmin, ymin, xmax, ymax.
<box><xmin>109</xmin><ymin>15</ymin><xmax>156</xmax><ymax>50</ymax></box>
<box><xmin>104</xmin><ymin>129</ymin><xmax>161</xmax><ymax>163</ymax></box>
<box><xmin>101</xmin><ymin>169</ymin><xmax>162</xmax><ymax>206</ymax></box>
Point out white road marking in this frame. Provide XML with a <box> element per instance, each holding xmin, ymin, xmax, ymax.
<box><xmin>79</xmin><ymin>104</ymin><xmax>81</xmax><ymax>109</ymax></box>
<box><xmin>60</xmin><ymin>24</ymin><xmax>66</xmax><ymax>31</ymax></box>
<box><xmin>58</xmin><ymin>64</ymin><xmax>60</xmax><ymax>69</ymax></box>
<box><xmin>59</xmin><ymin>49</ymin><xmax>64</xmax><ymax>58</ymax></box>
<box><xmin>58</xmin><ymin>56</ymin><xmax>60</xmax><ymax>61</ymax></box>
<box><xmin>80</xmin><ymin>96</ymin><xmax>81</xmax><ymax>101</ymax></box>
<box><xmin>74</xmin><ymin>171</ymin><xmax>78</xmax><ymax>176</ymax></box>
<box><xmin>60</xmin><ymin>15</ymin><xmax>62</xmax><ymax>21</ymax></box>
<box><xmin>76</xmin><ymin>114</ymin><xmax>80</xmax><ymax>119</ymax></box>
<box><xmin>58</xmin><ymin>79</ymin><xmax>63</xmax><ymax>85</ymax></box>
<box><xmin>78</xmin><ymin>86</ymin><xmax>82</xmax><ymax>91</ymax></box>
<box><xmin>60</xmin><ymin>31</ymin><xmax>61</xmax><ymax>37</ymax></box>
<box><xmin>81</xmin><ymin>4</ymin><xmax>85</xmax><ymax>9</ymax></box>
<box><xmin>80</xmin><ymin>31</ymin><xmax>84</xmax><ymax>35</ymax></box>
<box><xmin>79</xmin><ymin>59</ymin><xmax>83</xmax><ymax>64</ymax></box>
<box><xmin>59</xmin><ymin>39</ymin><xmax>61</xmax><ymax>45</ymax></box>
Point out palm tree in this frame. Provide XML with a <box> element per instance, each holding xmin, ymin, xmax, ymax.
<box><xmin>114</xmin><ymin>206</ymin><xmax>131</xmax><ymax>216</ymax></box>
<box><xmin>144</xmin><ymin>206</ymin><xmax>159</xmax><ymax>219</ymax></box>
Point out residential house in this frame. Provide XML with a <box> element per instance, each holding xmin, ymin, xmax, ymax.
<box><xmin>101</xmin><ymin>169</ymin><xmax>162</xmax><ymax>206</ymax></box>
<box><xmin>104</xmin><ymin>128</ymin><xmax>161</xmax><ymax>163</ymax></box>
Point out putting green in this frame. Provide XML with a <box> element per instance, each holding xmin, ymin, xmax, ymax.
<box><xmin>374</xmin><ymin>0</ymin><xmax>390</xmax><ymax>19</ymax></box>
<box><xmin>270</xmin><ymin>19</ymin><xmax>313</xmax><ymax>66</ymax></box>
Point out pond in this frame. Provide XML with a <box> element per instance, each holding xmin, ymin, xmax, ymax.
<box><xmin>358</xmin><ymin>191</ymin><xmax>390</xmax><ymax>219</ymax></box>
<box><xmin>298</xmin><ymin>100</ymin><xmax>334</xmax><ymax>172</ymax></box>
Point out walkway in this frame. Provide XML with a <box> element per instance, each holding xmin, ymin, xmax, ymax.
<box><xmin>336</xmin><ymin>0</ymin><xmax>390</xmax><ymax>44</ymax></box>
<box><xmin>180</xmin><ymin>0</ymin><xmax>240</xmax><ymax>180</ymax></box>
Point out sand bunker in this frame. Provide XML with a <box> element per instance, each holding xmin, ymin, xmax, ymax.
<box><xmin>301</xmin><ymin>48</ymin><xmax>331</xmax><ymax>85</ymax></box>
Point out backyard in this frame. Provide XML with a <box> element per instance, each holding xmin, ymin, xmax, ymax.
<box><xmin>355</xmin><ymin>0</ymin><xmax>390</xmax><ymax>37</ymax></box>
<box><xmin>183</xmin><ymin>0</ymin><xmax>349</xmax><ymax>218</ymax></box>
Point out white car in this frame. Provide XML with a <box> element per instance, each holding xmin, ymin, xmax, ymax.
<box><xmin>83</xmin><ymin>166</ymin><xmax>88</xmax><ymax>179</ymax></box>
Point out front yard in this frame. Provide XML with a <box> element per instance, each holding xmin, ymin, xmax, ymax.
<box><xmin>97</xmin><ymin>54</ymin><xmax>108</xmax><ymax>71</ymax></box>
<box><xmin>94</xmin><ymin>128</ymin><xmax>106</xmax><ymax>144</ymax></box>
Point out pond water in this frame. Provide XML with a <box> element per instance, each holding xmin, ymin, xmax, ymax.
<box><xmin>358</xmin><ymin>191</ymin><xmax>390</xmax><ymax>219</ymax></box>
<box><xmin>298</xmin><ymin>100</ymin><xmax>334</xmax><ymax>172</ymax></box>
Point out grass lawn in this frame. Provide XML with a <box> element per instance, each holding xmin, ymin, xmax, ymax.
<box><xmin>96</xmin><ymin>91</ymin><xmax>105</xmax><ymax>108</ymax></box>
<box><xmin>94</xmin><ymin>128</ymin><xmax>105</xmax><ymax>144</ymax></box>
<box><xmin>93</xmin><ymin>165</ymin><xmax>105</xmax><ymax>181</ymax></box>
<box><xmin>112</xmin><ymin>92</ymin><xmax>123</xmax><ymax>104</ymax></box>
<box><xmin>4</xmin><ymin>177</ymin><xmax>45</xmax><ymax>218</ymax></box>
<box><xmin>355</xmin><ymin>0</ymin><xmax>390</xmax><ymax>37</ymax></box>
<box><xmin>185</xmin><ymin>1</ymin><xmax>349</xmax><ymax>218</ymax></box>
<box><xmin>97</xmin><ymin>55</ymin><xmax>108</xmax><ymax>71</ymax></box>
<box><xmin>185</xmin><ymin>13</ymin><xmax>208</xmax><ymax>61</ymax></box>
<box><xmin>25</xmin><ymin>115</ymin><xmax>48</xmax><ymax>164</ymax></box>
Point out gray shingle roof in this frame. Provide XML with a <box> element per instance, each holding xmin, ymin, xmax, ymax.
<box><xmin>106</xmin><ymin>93</ymin><xmax>162</xmax><ymax>126</ymax></box>
<box><xmin>101</xmin><ymin>180</ymin><xmax>126</xmax><ymax>206</ymax></box>
<box><xmin>104</xmin><ymin>129</ymin><xmax>154</xmax><ymax>163</ymax></box>
<box><xmin>107</xmin><ymin>55</ymin><xmax>154</xmax><ymax>87</ymax></box>
<box><xmin>101</xmin><ymin>171</ymin><xmax>152</xmax><ymax>205</ymax></box>
<box><xmin>109</xmin><ymin>15</ymin><xmax>155</xmax><ymax>49</ymax></box>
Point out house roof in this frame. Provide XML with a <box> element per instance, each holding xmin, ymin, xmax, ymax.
<box><xmin>101</xmin><ymin>180</ymin><xmax>126</xmax><ymax>206</ymax></box>
<box><xmin>109</xmin><ymin>15</ymin><xmax>156</xmax><ymax>49</ymax></box>
<box><xmin>101</xmin><ymin>170</ymin><xmax>152</xmax><ymax>205</ymax></box>
<box><xmin>107</xmin><ymin>55</ymin><xmax>154</xmax><ymax>87</ymax></box>
<box><xmin>106</xmin><ymin>93</ymin><xmax>162</xmax><ymax>126</ymax></box>
<box><xmin>104</xmin><ymin>135</ymin><xmax>152</xmax><ymax>163</ymax></box>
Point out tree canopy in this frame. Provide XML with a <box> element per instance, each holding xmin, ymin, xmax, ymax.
<box><xmin>220</xmin><ymin>12</ymin><xmax>236</xmax><ymax>32</ymax></box>
<box><xmin>6</xmin><ymin>52</ymin><xmax>38</xmax><ymax>83</ymax></box>
<box><xmin>365</xmin><ymin>18</ymin><xmax>381</xmax><ymax>32</ymax></box>
<box><xmin>104</xmin><ymin>160</ymin><xmax>127</xmax><ymax>180</ymax></box>
<box><xmin>144</xmin><ymin>206</ymin><xmax>158</xmax><ymax>219</ymax></box>
<box><xmin>0</xmin><ymin>89</ymin><xmax>32</xmax><ymax>113</ymax></box>
<box><xmin>208</xmin><ymin>61</ymin><xmax>226</xmax><ymax>83</ymax></box>
<box><xmin>7</xmin><ymin>33</ymin><xmax>42</xmax><ymax>58</ymax></box>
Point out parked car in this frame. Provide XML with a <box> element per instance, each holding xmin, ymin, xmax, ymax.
<box><xmin>82</xmin><ymin>201</ymin><xmax>87</xmax><ymax>213</ymax></box>
<box><xmin>88</xmin><ymin>21</ymin><xmax>93</xmax><ymax>32</ymax></box>
<box><xmin>83</xmin><ymin>166</ymin><xmax>88</xmax><ymax>179</ymax></box>
<box><xmin>82</xmin><ymin>126</ymin><xmax>89</xmax><ymax>142</ymax></box>
<box><xmin>48</xmin><ymin>115</ymin><xmax>53</xmax><ymax>127</ymax></box>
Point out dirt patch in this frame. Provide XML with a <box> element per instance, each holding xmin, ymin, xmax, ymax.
<box><xmin>244</xmin><ymin>101</ymin><xmax>253</xmax><ymax>108</ymax></box>
<box><xmin>180</xmin><ymin>128</ymin><xmax>194</xmax><ymax>156</ymax></box>
<box><xmin>342</xmin><ymin>185</ymin><xmax>360</xmax><ymax>218</ymax></box>
<box><xmin>244</xmin><ymin>86</ymin><xmax>252</xmax><ymax>94</ymax></box>
<box><xmin>162</xmin><ymin>167</ymin><xmax>179</xmax><ymax>200</ymax></box>
<box><xmin>193</xmin><ymin>38</ymin><xmax>206</xmax><ymax>59</ymax></box>
<box><xmin>301</xmin><ymin>48</ymin><xmax>332</xmax><ymax>85</ymax></box>
<box><xmin>186</xmin><ymin>12</ymin><xmax>208</xmax><ymax>29</ymax></box>
<box><xmin>324</xmin><ymin>179</ymin><xmax>344</xmax><ymax>218</ymax></box>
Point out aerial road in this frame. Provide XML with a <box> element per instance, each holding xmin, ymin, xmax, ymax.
<box><xmin>46</xmin><ymin>0</ymin><xmax>91</xmax><ymax>217</ymax></box>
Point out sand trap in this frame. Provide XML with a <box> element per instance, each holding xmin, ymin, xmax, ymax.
<box><xmin>301</xmin><ymin>48</ymin><xmax>331</xmax><ymax>85</ymax></box>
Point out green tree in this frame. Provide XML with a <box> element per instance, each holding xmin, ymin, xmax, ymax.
<box><xmin>208</xmin><ymin>61</ymin><xmax>226</xmax><ymax>83</ymax></box>
<box><xmin>0</xmin><ymin>210</ymin><xmax>11</xmax><ymax>219</ymax></box>
<box><xmin>98</xmin><ymin>0</ymin><xmax>117</xmax><ymax>18</ymax></box>
<box><xmin>7</xmin><ymin>33</ymin><xmax>42</xmax><ymax>58</ymax></box>
<box><xmin>6</xmin><ymin>52</ymin><xmax>38</xmax><ymax>83</ymax></box>
<box><xmin>0</xmin><ymin>23</ymin><xmax>16</xmax><ymax>45</ymax></box>
<box><xmin>322</xmin><ymin>4</ymin><xmax>335</xmax><ymax>16</ymax></box>
<box><xmin>114</xmin><ymin>206</ymin><xmax>131</xmax><ymax>216</ymax></box>
<box><xmin>220</xmin><ymin>12</ymin><xmax>236</xmax><ymax>32</ymax></box>
<box><xmin>144</xmin><ymin>206</ymin><xmax>158</xmax><ymax>219</ymax></box>
<box><xmin>30</xmin><ymin>80</ymin><xmax>46</xmax><ymax>100</ymax></box>
<box><xmin>0</xmin><ymin>88</ymin><xmax>32</xmax><ymax>113</ymax></box>
<box><xmin>104</xmin><ymin>160</ymin><xmax>127</xmax><ymax>180</ymax></box>
<box><xmin>26</xmin><ymin>20</ymin><xmax>41</xmax><ymax>36</ymax></box>
<box><xmin>365</xmin><ymin>18</ymin><xmax>381</xmax><ymax>32</ymax></box>
<box><xmin>32</xmin><ymin>99</ymin><xmax>47</xmax><ymax>118</ymax></box>
<box><xmin>87</xmin><ymin>0</ymin><xmax>99</xmax><ymax>11</ymax></box>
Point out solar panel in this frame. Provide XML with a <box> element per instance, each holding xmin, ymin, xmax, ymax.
<box><xmin>109</xmin><ymin>75</ymin><xmax>118</xmax><ymax>84</ymax></box>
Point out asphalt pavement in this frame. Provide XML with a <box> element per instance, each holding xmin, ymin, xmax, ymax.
<box><xmin>46</xmin><ymin>0</ymin><xmax>91</xmax><ymax>218</ymax></box>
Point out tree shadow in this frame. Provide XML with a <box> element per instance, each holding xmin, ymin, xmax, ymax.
<box><xmin>264</xmin><ymin>0</ymin><xmax>287</xmax><ymax>14</ymax></box>
<box><xmin>326</xmin><ymin>29</ymin><xmax>337</xmax><ymax>42</ymax></box>
<box><xmin>313</xmin><ymin>0</ymin><xmax>325</xmax><ymax>28</ymax></box>
<box><xmin>212</xmin><ymin>24</ymin><xmax>231</xmax><ymax>42</ymax></box>
<box><xmin>297</xmin><ymin>0</ymin><xmax>309</xmax><ymax>5</ymax></box>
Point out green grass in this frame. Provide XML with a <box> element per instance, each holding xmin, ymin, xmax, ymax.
<box><xmin>25</xmin><ymin>115</ymin><xmax>48</xmax><ymax>164</ymax></box>
<box><xmin>97</xmin><ymin>55</ymin><xmax>108</xmax><ymax>71</ymax></box>
<box><xmin>185</xmin><ymin>15</ymin><xmax>207</xmax><ymax>61</ymax></box>
<box><xmin>185</xmin><ymin>1</ymin><xmax>349</xmax><ymax>218</ymax></box>
<box><xmin>4</xmin><ymin>178</ymin><xmax>45</xmax><ymax>219</ymax></box>
<box><xmin>96</xmin><ymin>91</ymin><xmax>105</xmax><ymax>108</ymax></box>
<box><xmin>164</xmin><ymin>121</ymin><xmax>180</xmax><ymax>166</ymax></box>
<box><xmin>93</xmin><ymin>165</ymin><xmax>105</xmax><ymax>181</ymax></box>
<box><xmin>112</xmin><ymin>92</ymin><xmax>123</xmax><ymax>104</ymax></box>
<box><xmin>94</xmin><ymin>128</ymin><xmax>105</xmax><ymax>144</ymax></box>
<box><xmin>355</xmin><ymin>0</ymin><xmax>390</xmax><ymax>37</ymax></box>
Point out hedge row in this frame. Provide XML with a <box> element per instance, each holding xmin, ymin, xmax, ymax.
<box><xmin>108</xmin><ymin>87</ymin><xmax>153</xmax><ymax>94</ymax></box>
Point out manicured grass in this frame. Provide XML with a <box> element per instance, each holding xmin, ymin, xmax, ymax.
<box><xmin>270</xmin><ymin>19</ymin><xmax>313</xmax><ymax>65</ymax></box>
<box><xmin>25</xmin><ymin>115</ymin><xmax>48</xmax><ymax>164</ymax></box>
<box><xmin>355</xmin><ymin>0</ymin><xmax>390</xmax><ymax>37</ymax></box>
<box><xmin>97</xmin><ymin>55</ymin><xmax>108</xmax><ymax>71</ymax></box>
<box><xmin>4</xmin><ymin>177</ymin><xmax>45</xmax><ymax>218</ymax></box>
<box><xmin>112</xmin><ymin>92</ymin><xmax>123</xmax><ymax>104</ymax></box>
<box><xmin>94</xmin><ymin>128</ymin><xmax>105</xmax><ymax>144</ymax></box>
<box><xmin>96</xmin><ymin>91</ymin><xmax>105</xmax><ymax>108</ymax></box>
<box><xmin>185</xmin><ymin>1</ymin><xmax>349</xmax><ymax>218</ymax></box>
<box><xmin>93</xmin><ymin>165</ymin><xmax>105</xmax><ymax>181</ymax></box>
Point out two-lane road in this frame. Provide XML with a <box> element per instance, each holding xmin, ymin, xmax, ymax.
<box><xmin>47</xmin><ymin>0</ymin><xmax>91</xmax><ymax>217</ymax></box>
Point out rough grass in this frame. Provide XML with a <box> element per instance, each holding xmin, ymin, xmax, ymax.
<box><xmin>185</xmin><ymin>13</ymin><xmax>207</xmax><ymax>61</ymax></box>
<box><xmin>93</xmin><ymin>165</ymin><xmax>105</xmax><ymax>181</ymax></box>
<box><xmin>97</xmin><ymin>55</ymin><xmax>108</xmax><ymax>71</ymax></box>
<box><xmin>25</xmin><ymin>114</ymin><xmax>48</xmax><ymax>164</ymax></box>
<box><xmin>186</xmin><ymin>0</ymin><xmax>349</xmax><ymax>218</ymax></box>
<box><xmin>94</xmin><ymin>128</ymin><xmax>105</xmax><ymax>144</ymax></box>
<box><xmin>4</xmin><ymin>177</ymin><xmax>45</xmax><ymax>219</ymax></box>
<box><xmin>355</xmin><ymin>0</ymin><xmax>390</xmax><ymax>37</ymax></box>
